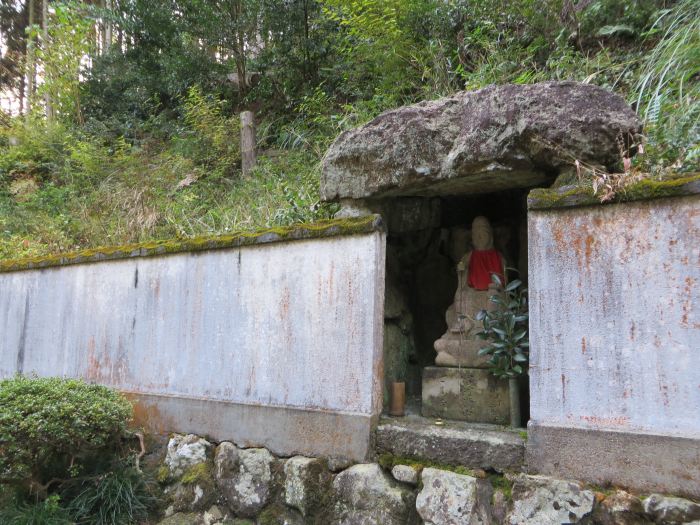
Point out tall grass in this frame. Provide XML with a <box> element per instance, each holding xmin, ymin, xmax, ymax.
<box><xmin>65</xmin><ymin>466</ymin><xmax>158</xmax><ymax>525</ymax></box>
<box><xmin>634</xmin><ymin>0</ymin><xmax>699</xmax><ymax>171</ymax></box>
<box><xmin>635</xmin><ymin>0</ymin><xmax>699</xmax><ymax>122</ymax></box>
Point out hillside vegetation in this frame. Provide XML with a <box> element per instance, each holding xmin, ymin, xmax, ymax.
<box><xmin>0</xmin><ymin>0</ymin><xmax>698</xmax><ymax>260</ymax></box>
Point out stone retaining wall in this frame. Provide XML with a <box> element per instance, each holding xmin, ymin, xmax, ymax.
<box><xmin>155</xmin><ymin>432</ymin><xmax>700</xmax><ymax>525</ymax></box>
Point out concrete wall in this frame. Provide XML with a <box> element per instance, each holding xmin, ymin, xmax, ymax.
<box><xmin>527</xmin><ymin>195</ymin><xmax>700</xmax><ymax>497</ymax></box>
<box><xmin>0</xmin><ymin>224</ymin><xmax>386</xmax><ymax>461</ymax></box>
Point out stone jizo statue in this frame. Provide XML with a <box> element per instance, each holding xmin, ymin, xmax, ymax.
<box><xmin>434</xmin><ymin>216</ymin><xmax>505</xmax><ymax>367</ymax></box>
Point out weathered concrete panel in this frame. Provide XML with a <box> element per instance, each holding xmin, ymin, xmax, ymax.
<box><xmin>527</xmin><ymin>422</ymin><xmax>700</xmax><ymax>499</ymax></box>
<box><xmin>128</xmin><ymin>393</ymin><xmax>376</xmax><ymax>461</ymax></box>
<box><xmin>527</xmin><ymin>195</ymin><xmax>700</xmax><ymax>495</ymax></box>
<box><xmin>0</xmin><ymin>231</ymin><xmax>386</xmax><ymax>461</ymax></box>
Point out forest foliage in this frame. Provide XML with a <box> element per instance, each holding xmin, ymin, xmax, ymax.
<box><xmin>0</xmin><ymin>0</ymin><xmax>698</xmax><ymax>260</ymax></box>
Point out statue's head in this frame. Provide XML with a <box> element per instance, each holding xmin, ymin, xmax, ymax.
<box><xmin>471</xmin><ymin>216</ymin><xmax>494</xmax><ymax>250</ymax></box>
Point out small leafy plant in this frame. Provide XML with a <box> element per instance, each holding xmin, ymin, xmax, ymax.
<box><xmin>476</xmin><ymin>273</ymin><xmax>529</xmax><ymax>379</ymax></box>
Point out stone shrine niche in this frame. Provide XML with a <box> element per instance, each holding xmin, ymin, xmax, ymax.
<box><xmin>321</xmin><ymin>82</ymin><xmax>642</xmax><ymax>421</ymax></box>
<box><xmin>373</xmin><ymin>191</ymin><xmax>528</xmax><ymax>419</ymax></box>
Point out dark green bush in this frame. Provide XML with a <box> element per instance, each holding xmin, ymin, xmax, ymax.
<box><xmin>0</xmin><ymin>376</ymin><xmax>133</xmax><ymax>494</ymax></box>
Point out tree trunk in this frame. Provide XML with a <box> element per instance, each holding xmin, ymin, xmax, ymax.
<box><xmin>240</xmin><ymin>110</ymin><xmax>256</xmax><ymax>178</ymax></box>
<box><xmin>18</xmin><ymin>72</ymin><xmax>26</xmax><ymax>115</ymax></box>
<box><xmin>231</xmin><ymin>0</ymin><xmax>248</xmax><ymax>96</ymax></box>
<box><xmin>303</xmin><ymin>0</ymin><xmax>311</xmax><ymax>81</ymax></box>
<box><xmin>102</xmin><ymin>0</ymin><xmax>112</xmax><ymax>53</ymax></box>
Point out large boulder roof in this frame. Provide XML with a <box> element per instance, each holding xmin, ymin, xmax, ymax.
<box><xmin>321</xmin><ymin>81</ymin><xmax>642</xmax><ymax>201</ymax></box>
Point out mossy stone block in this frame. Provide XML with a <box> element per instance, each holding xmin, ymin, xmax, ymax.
<box><xmin>422</xmin><ymin>366</ymin><xmax>509</xmax><ymax>425</ymax></box>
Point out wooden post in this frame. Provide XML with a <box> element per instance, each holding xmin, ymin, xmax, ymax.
<box><xmin>240</xmin><ymin>110</ymin><xmax>256</xmax><ymax>177</ymax></box>
<box><xmin>389</xmin><ymin>382</ymin><xmax>406</xmax><ymax>417</ymax></box>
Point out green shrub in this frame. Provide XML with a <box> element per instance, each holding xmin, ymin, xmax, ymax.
<box><xmin>0</xmin><ymin>119</ymin><xmax>72</xmax><ymax>183</ymax></box>
<box><xmin>172</xmin><ymin>86</ymin><xmax>240</xmax><ymax>178</ymax></box>
<box><xmin>0</xmin><ymin>376</ymin><xmax>133</xmax><ymax>494</ymax></box>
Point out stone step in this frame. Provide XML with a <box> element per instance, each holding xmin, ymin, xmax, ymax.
<box><xmin>375</xmin><ymin>415</ymin><xmax>525</xmax><ymax>473</ymax></box>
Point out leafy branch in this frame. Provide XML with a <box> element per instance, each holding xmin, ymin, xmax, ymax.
<box><xmin>476</xmin><ymin>272</ymin><xmax>529</xmax><ymax>379</ymax></box>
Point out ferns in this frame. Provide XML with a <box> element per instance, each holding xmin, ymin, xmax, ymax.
<box><xmin>635</xmin><ymin>0</ymin><xmax>699</xmax><ymax>121</ymax></box>
<box><xmin>633</xmin><ymin>0</ymin><xmax>699</xmax><ymax>170</ymax></box>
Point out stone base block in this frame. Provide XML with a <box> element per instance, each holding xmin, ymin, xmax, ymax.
<box><xmin>376</xmin><ymin>416</ymin><xmax>524</xmax><ymax>471</ymax></box>
<box><xmin>421</xmin><ymin>367</ymin><xmax>509</xmax><ymax>425</ymax></box>
<box><xmin>527</xmin><ymin>422</ymin><xmax>700</xmax><ymax>499</ymax></box>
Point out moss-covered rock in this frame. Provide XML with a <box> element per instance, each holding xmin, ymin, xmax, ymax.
<box><xmin>182</xmin><ymin>463</ymin><xmax>215</xmax><ymax>486</ymax></box>
<box><xmin>157</xmin><ymin>465</ymin><xmax>172</xmax><ymax>485</ymax></box>
<box><xmin>331</xmin><ymin>463</ymin><xmax>418</xmax><ymax>525</ymax></box>
<box><xmin>283</xmin><ymin>456</ymin><xmax>332</xmax><ymax>518</ymax></box>
<box><xmin>322</xmin><ymin>82</ymin><xmax>641</xmax><ymax>201</ymax></box>
<box><xmin>416</xmin><ymin>468</ymin><xmax>494</xmax><ymax>524</ymax></box>
<box><xmin>161</xmin><ymin>438</ymin><xmax>219</xmax><ymax>514</ymax></box>
<box><xmin>166</xmin><ymin>475</ymin><xmax>218</xmax><ymax>513</ymax></box>
<box><xmin>257</xmin><ymin>503</ymin><xmax>304</xmax><ymax>525</ymax></box>
<box><xmin>214</xmin><ymin>444</ymin><xmax>277</xmax><ymax>518</ymax></box>
<box><xmin>165</xmin><ymin>434</ymin><xmax>213</xmax><ymax>479</ymax></box>
<box><xmin>157</xmin><ymin>512</ymin><xmax>203</xmax><ymax>525</ymax></box>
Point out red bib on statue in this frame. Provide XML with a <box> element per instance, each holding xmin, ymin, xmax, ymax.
<box><xmin>467</xmin><ymin>249</ymin><xmax>504</xmax><ymax>290</ymax></box>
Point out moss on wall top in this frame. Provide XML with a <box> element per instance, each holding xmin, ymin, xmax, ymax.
<box><xmin>527</xmin><ymin>172</ymin><xmax>700</xmax><ymax>211</ymax></box>
<box><xmin>0</xmin><ymin>214</ymin><xmax>384</xmax><ymax>274</ymax></box>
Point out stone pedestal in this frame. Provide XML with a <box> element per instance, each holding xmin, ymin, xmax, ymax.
<box><xmin>421</xmin><ymin>367</ymin><xmax>509</xmax><ymax>425</ymax></box>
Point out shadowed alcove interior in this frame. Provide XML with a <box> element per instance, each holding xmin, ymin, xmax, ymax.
<box><xmin>379</xmin><ymin>189</ymin><xmax>531</xmax><ymax>418</ymax></box>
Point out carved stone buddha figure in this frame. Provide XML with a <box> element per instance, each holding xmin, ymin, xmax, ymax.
<box><xmin>434</xmin><ymin>216</ymin><xmax>505</xmax><ymax>367</ymax></box>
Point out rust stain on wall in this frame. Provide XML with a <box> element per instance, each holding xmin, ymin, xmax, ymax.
<box><xmin>86</xmin><ymin>337</ymin><xmax>115</xmax><ymax>384</ymax></box>
<box><xmin>552</xmin><ymin>222</ymin><xmax>567</xmax><ymax>252</ymax></box>
<box><xmin>681</xmin><ymin>276</ymin><xmax>695</xmax><ymax>328</ymax></box>
<box><xmin>126</xmin><ymin>394</ymin><xmax>176</xmax><ymax>435</ymax></box>
<box><xmin>578</xmin><ymin>415</ymin><xmax>630</xmax><ymax>427</ymax></box>
<box><xmin>584</xmin><ymin>235</ymin><xmax>595</xmax><ymax>263</ymax></box>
